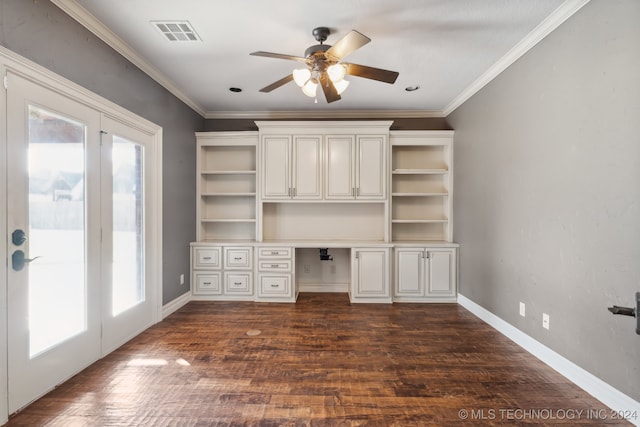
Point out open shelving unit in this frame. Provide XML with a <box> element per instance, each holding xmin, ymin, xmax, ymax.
<box><xmin>196</xmin><ymin>132</ymin><xmax>258</xmax><ymax>241</ymax></box>
<box><xmin>390</xmin><ymin>131</ymin><xmax>453</xmax><ymax>242</ymax></box>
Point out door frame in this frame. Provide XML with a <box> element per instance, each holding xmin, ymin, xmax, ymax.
<box><xmin>0</xmin><ymin>45</ymin><xmax>163</xmax><ymax>423</ymax></box>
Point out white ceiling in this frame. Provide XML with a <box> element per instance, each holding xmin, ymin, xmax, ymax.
<box><xmin>53</xmin><ymin>0</ymin><xmax>588</xmax><ymax>118</ymax></box>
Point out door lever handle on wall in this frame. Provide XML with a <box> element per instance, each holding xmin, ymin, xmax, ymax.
<box><xmin>607</xmin><ymin>292</ymin><xmax>640</xmax><ymax>335</ymax></box>
<box><xmin>11</xmin><ymin>250</ymin><xmax>41</xmax><ymax>271</ymax></box>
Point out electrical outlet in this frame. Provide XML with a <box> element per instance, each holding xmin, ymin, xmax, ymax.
<box><xmin>303</xmin><ymin>264</ymin><xmax>311</xmax><ymax>274</ymax></box>
<box><xmin>542</xmin><ymin>313</ymin><xmax>550</xmax><ymax>330</ymax></box>
<box><xmin>180</xmin><ymin>274</ymin><xmax>185</xmax><ymax>285</ymax></box>
<box><xmin>519</xmin><ymin>302</ymin><xmax>526</xmax><ymax>317</ymax></box>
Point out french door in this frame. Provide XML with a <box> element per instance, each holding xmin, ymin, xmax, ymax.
<box><xmin>6</xmin><ymin>71</ymin><xmax>158</xmax><ymax>412</ymax></box>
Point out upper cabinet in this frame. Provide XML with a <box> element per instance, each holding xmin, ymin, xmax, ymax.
<box><xmin>261</xmin><ymin>134</ymin><xmax>323</xmax><ymax>200</ymax></box>
<box><xmin>325</xmin><ymin>135</ymin><xmax>386</xmax><ymax>200</ymax></box>
<box><xmin>258</xmin><ymin>121</ymin><xmax>390</xmax><ymax>202</ymax></box>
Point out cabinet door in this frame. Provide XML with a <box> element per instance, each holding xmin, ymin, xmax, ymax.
<box><xmin>261</xmin><ymin>135</ymin><xmax>291</xmax><ymax>199</ymax></box>
<box><xmin>325</xmin><ymin>135</ymin><xmax>355</xmax><ymax>199</ymax></box>
<box><xmin>356</xmin><ymin>135</ymin><xmax>386</xmax><ymax>199</ymax></box>
<box><xmin>394</xmin><ymin>248</ymin><xmax>425</xmax><ymax>297</ymax></box>
<box><xmin>292</xmin><ymin>135</ymin><xmax>322</xmax><ymax>199</ymax></box>
<box><xmin>351</xmin><ymin>248</ymin><xmax>390</xmax><ymax>301</ymax></box>
<box><xmin>427</xmin><ymin>250</ymin><xmax>456</xmax><ymax>297</ymax></box>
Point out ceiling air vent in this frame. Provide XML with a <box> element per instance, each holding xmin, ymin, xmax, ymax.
<box><xmin>152</xmin><ymin>21</ymin><xmax>201</xmax><ymax>42</ymax></box>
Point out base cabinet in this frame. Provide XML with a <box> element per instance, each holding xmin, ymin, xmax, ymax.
<box><xmin>256</xmin><ymin>247</ymin><xmax>297</xmax><ymax>302</ymax></box>
<box><xmin>350</xmin><ymin>247</ymin><xmax>391</xmax><ymax>303</ymax></box>
<box><xmin>393</xmin><ymin>247</ymin><xmax>457</xmax><ymax>302</ymax></box>
<box><xmin>191</xmin><ymin>243</ymin><xmax>254</xmax><ymax>300</ymax></box>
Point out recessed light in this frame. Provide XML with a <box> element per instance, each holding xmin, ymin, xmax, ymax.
<box><xmin>405</xmin><ymin>85</ymin><xmax>420</xmax><ymax>92</ymax></box>
<box><xmin>229</xmin><ymin>87</ymin><xmax>242</xmax><ymax>93</ymax></box>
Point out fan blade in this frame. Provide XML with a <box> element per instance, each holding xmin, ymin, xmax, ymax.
<box><xmin>326</xmin><ymin>30</ymin><xmax>370</xmax><ymax>60</ymax></box>
<box><xmin>345</xmin><ymin>63</ymin><xmax>399</xmax><ymax>84</ymax></box>
<box><xmin>250</xmin><ymin>51</ymin><xmax>307</xmax><ymax>64</ymax></box>
<box><xmin>259</xmin><ymin>74</ymin><xmax>294</xmax><ymax>93</ymax></box>
<box><xmin>319</xmin><ymin>73</ymin><xmax>341</xmax><ymax>103</ymax></box>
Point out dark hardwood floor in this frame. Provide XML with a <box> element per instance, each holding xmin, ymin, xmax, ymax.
<box><xmin>7</xmin><ymin>293</ymin><xmax>631</xmax><ymax>426</ymax></box>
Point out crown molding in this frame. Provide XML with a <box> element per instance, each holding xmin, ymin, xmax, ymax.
<box><xmin>204</xmin><ymin>109</ymin><xmax>445</xmax><ymax>120</ymax></box>
<box><xmin>50</xmin><ymin>0</ymin><xmax>208</xmax><ymax>117</ymax></box>
<box><xmin>443</xmin><ymin>0</ymin><xmax>591</xmax><ymax>116</ymax></box>
<box><xmin>52</xmin><ymin>0</ymin><xmax>589</xmax><ymax>121</ymax></box>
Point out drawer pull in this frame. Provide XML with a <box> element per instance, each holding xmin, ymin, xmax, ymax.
<box><xmin>233</xmin><ymin>281</ymin><xmax>242</xmax><ymax>285</ymax></box>
<box><xmin>270</xmin><ymin>284</ymin><xmax>279</xmax><ymax>288</ymax></box>
<box><xmin>271</xmin><ymin>264</ymin><xmax>279</xmax><ymax>268</ymax></box>
<box><xmin>270</xmin><ymin>251</ymin><xmax>279</xmax><ymax>255</ymax></box>
<box><xmin>203</xmin><ymin>256</ymin><xmax>212</xmax><ymax>260</ymax></box>
<box><xmin>203</xmin><ymin>281</ymin><xmax>211</xmax><ymax>285</ymax></box>
<box><xmin>233</xmin><ymin>257</ymin><xmax>243</xmax><ymax>261</ymax></box>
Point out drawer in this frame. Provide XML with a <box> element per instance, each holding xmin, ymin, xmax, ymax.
<box><xmin>224</xmin><ymin>272</ymin><xmax>253</xmax><ymax>295</ymax></box>
<box><xmin>193</xmin><ymin>272</ymin><xmax>222</xmax><ymax>295</ymax></box>
<box><xmin>258</xmin><ymin>247</ymin><xmax>292</xmax><ymax>258</ymax></box>
<box><xmin>193</xmin><ymin>247</ymin><xmax>221</xmax><ymax>269</ymax></box>
<box><xmin>224</xmin><ymin>247</ymin><xmax>253</xmax><ymax>270</ymax></box>
<box><xmin>258</xmin><ymin>275</ymin><xmax>291</xmax><ymax>297</ymax></box>
<box><xmin>258</xmin><ymin>260</ymin><xmax>292</xmax><ymax>272</ymax></box>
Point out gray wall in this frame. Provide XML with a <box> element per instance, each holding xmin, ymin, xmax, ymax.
<box><xmin>448</xmin><ymin>0</ymin><xmax>640</xmax><ymax>400</ymax></box>
<box><xmin>0</xmin><ymin>0</ymin><xmax>204</xmax><ymax>304</ymax></box>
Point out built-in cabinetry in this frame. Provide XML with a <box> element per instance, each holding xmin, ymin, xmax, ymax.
<box><xmin>261</xmin><ymin>135</ymin><xmax>323</xmax><ymax>200</ymax></box>
<box><xmin>390</xmin><ymin>131</ymin><xmax>453</xmax><ymax>242</ymax></box>
<box><xmin>191</xmin><ymin>243</ymin><xmax>254</xmax><ymax>300</ymax></box>
<box><xmin>393</xmin><ymin>245</ymin><xmax>457</xmax><ymax>302</ymax></box>
<box><xmin>256</xmin><ymin>246</ymin><xmax>297</xmax><ymax>302</ymax></box>
<box><xmin>192</xmin><ymin>124</ymin><xmax>457</xmax><ymax>304</ymax></box>
<box><xmin>196</xmin><ymin>132</ymin><xmax>258</xmax><ymax>241</ymax></box>
<box><xmin>325</xmin><ymin>135</ymin><xmax>386</xmax><ymax>200</ymax></box>
<box><xmin>351</xmin><ymin>247</ymin><xmax>392</xmax><ymax>303</ymax></box>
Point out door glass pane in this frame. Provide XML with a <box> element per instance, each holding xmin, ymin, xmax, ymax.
<box><xmin>28</xmin><ymin>105</ymin><xmax>86</xmax><ymax>357</ymax></box>
<box><xmin>112</xmin><ymin>136</ymin><xmax>144</xmax><ymax>316</ymax></box>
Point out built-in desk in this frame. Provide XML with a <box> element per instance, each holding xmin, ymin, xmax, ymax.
<box><xmin>191</xmin><ymin>241</ymin><xmax>457</xmax><ymax>304</ymax></box>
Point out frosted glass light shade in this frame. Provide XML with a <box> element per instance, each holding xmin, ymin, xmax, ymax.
<box><xmin>302</xmin><ymin>80</ymin><xmax>318</xmax><ymax>97</ymax></box>
<box><xmin>293</xmin><ymin>68</ymin><xmax>311</xmax><ymax>87</ymax></box>
<box><xmin>327</xmin><ymin>63</ymin><xmax>347</xmax><ymax>82</ymax></box>
<box><xmin>334</xmin><ymin>79</ymin><xmax>350</xmax><ymax>95</ymax></box>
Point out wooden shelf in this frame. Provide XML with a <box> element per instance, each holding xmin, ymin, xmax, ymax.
<box><xmin>392</xmin><ymin>219</ymin><xmax>448</xmax><ymax>223</ymax></box>
<box><xmin>197</xmin><ymin>133</ymin><xmax>258</xmax><ymax>241</ymax></box>
<box><xmin>201</xmin><ymin>193</ymin><xmax>256</xmax><ymax>197</ymax></box>
<box><xmin>392</xmin><ymin>192</ymin><xmax>448</xmax><ymax>197</ymax></box>
<box><xmin>392</xmin><ymin>169</ymin><xmax>448</xmax><ymax>175</ymax></box>
<box><xmin>390</xmin><ymin>132</ymin><xmax>453</xmax><ymax>242</ymax></box>
<box><xmin>201</xmin><ymin>170</ymin><xmax>256</xmax><ymax>175</ymax></box>
<box><xmin>201</xmin><ymin>219</ymin><xmax>256</xmax><ymax>223</ymax></box>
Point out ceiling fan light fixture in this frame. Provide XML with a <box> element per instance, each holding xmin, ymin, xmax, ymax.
<box><xmin>302</xmin><ymin>79</ymin><xmax>318</xmax><ymax>97</ymax></box>
<box><xmin>327</xmin><ymin>63</ymin><xmax>347</xmax><ymax>83</ymax></box>
<box><xmin>334</xmin><ymin>79</ymin><xmax>350</xmax><ymax>95</ymax></box>
<box><xmin>293</xmin><ymin>68</ymin><xmax>311</xmax><ymax>87</ymax></box>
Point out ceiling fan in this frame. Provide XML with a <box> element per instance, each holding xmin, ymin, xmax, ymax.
<box><xmin>250</xmin><ymin>27</ymin><xmax>399</xmax><ymax>103</ymax></box>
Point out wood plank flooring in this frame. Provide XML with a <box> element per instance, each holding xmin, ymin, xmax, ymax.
<box><xmin>7</xmin><ymin>293</ymin><xmax>632</xmax><ymax>426</ymax></box>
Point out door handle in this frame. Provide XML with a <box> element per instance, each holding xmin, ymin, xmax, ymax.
<box><xmin>12</xmin><ymin>250</ymin><xmax>41</xmax><ymax>271</ymax></box>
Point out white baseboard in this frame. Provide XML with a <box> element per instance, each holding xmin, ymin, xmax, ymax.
<box><xmin>298</xmin><ymin>283</ymin><xmax>349</xmax><ymax>293</ymax></box>
<box><xmin>162</xmin><ymin>291</ymin><xmax>192</xmax><ymax>319</ymax></box>
<box><xmin>457</xmin><ymin>294</ymin><xmax>640</xmax><ymax>426</ymax></box>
